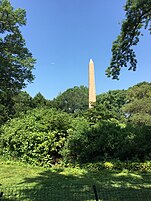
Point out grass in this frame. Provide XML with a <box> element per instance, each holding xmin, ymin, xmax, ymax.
<box><xmin>0</xmin><ymin>159</ymin><xmax>151</xmax><ymax>200</ymax></box>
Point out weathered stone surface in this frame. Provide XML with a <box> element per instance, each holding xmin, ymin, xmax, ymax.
<box><xmin>88</xmin><ymin>59</ymin><xmax>96</xmax><ymax>108</ymax></box>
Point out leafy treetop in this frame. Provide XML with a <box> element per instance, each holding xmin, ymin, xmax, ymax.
<box><xmin>106</xmin><ymin>0</ymin><xmax>151</xmax><ymax>79</ymax></box>
<box><xmin>0</xmin><ymin>0</ymin><xmax>36</xmax><ymax>94</ymax></box>
<box><xmin>0</xmin><ymin>0</ymin><xmax>35</xmax><ymax>124</ymax></box>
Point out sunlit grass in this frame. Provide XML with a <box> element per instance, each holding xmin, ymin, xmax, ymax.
<box><xmin>0</xmin><ymin>159</ymin><xmax>151</xmax><ymax>188</ymax></box>
<box><xmin>0</xmin><ymin>159</ymin><xmax>151</xmax><ymax>200</ymax></box>
<box><xmin>0</xmin><ymin>160</ymin><xmax>45</xmax><ymax>187</ymax></box>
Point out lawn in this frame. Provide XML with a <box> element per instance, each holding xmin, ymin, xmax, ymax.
<box><xmin>0</xmin><ymin>159</ymin><xmax>151</xmax><ymax>201</ymax></box>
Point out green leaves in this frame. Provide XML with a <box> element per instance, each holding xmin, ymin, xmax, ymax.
<box><xmin>0</xmin><ymin>0</ymin><xmax>26</xmax><ymax>33</ymax></box>
<box><xmin>0</xmin><ymin>0</ymin><xmax>36</xmax><ymax>124</ymax></box>
<box><xmin>0</xmin><ymin>82</ymin><xmax>151</xmax><ymax>166</ymax></box>
<box><xmin>106</xmin><ymin>0</ymin><xmax>151</xmax><ymax>79</ymax></box>
<box><xmin>62</xmin><ymin>119</ymin><xmax>151</xmax><ymax>164</ymax></box>
<box><xmin>0</xmin><ymin>108</ymin><xmax>72</xmax><ymax>166</ymax></box>
<box><xmin>52</xmin><ymin>86</ymin><xmax>88</xmax><ymax>113</ymax></box>
<box><xmin>122</xmin><ymin>82</ymin><xmax>151</xmax><ymax>125</ymax></box>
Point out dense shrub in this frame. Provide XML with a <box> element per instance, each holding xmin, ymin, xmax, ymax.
<box><xmin>1</xmin><ymin>107</ymin><xmax>151</xmax><ymax>167</ymax></box>
<box><xmin>61</xmin><ymin>117</ymin><xmax>90</xmax><ymax>164</ymax></box>
<box><xmin>0</xmin><ymin>108</ymin><xmax>72</xmax><ymax>166</ymax></box>
<box><xmin>62</xmin><ymin>119</ymin><xmax>151</xmax><ymax>164</ymax></box>
<box><xmin>62</xmin><ymin>119</ymin><xmax>125</xmax><ymax>163</ymax></box>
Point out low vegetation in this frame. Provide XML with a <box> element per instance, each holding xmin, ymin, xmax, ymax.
<box><xmin>0</xmin><ymin>158</ymin><xmax>151</xmax><ymax>200</ymax></box>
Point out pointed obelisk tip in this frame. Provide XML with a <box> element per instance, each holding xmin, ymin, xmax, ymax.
<box><xmin>89</xmin><ymin>58</ymin><xmax>94</xmax><ymax>63</ymax></box>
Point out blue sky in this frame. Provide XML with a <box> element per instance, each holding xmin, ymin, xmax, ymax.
<box><xmin>10</xmin><ymin>0</ymin><xmax>151</xmax><ymax>100</ymax></box>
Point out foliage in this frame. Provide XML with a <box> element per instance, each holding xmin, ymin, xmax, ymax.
<box><xmin>62</xmin><ymin>119</ymin><xmax>125</xmax><ymax>163</ymax></box>
<box><xmin>0</xmin><ymin>0</ymin><xmax>36</xmax><ymax>124</ymax></box>
<box><xmin>32</xmin><ymin>92</ymin><xmax>48</xmax><ymax>108</ymax></box>
<box><xmin>83</xmin><ymin>90</ymin><xmax>127</xmax><ymax>124</ymax></box>
<box><xmin>12</xmin><ymin>91</ymin><xmax>34</xmax><ymax>117</ymax></box>
<box><xmin>61</xmin><ymin>117</ymin><xmax>90</xmax><ymax>164</ymax></box>
<box><xmin>106</xmin><ymin>0</ymin><xmax>151</xmax><ymax>79</ymax></box>
<box><xmin>52</xmin><ymin>86</ymin><xmax>88</xmax><ymax>113</ymax></box>
<box><xmin>13</xmin><ymin>91</ymin><xmax>53</xmax><ymax>115</ymax></box>
<box><xmin>1</xmin><ymin>82</ymin><xmax>151</xmax><ymax>167</ymax></box>
<box><xmin>0</xmin><ymin>94</ymin><xmax>10</xmax><ymax>125</ymax></box>
<box><xmin>122</xmin><ymin>82</ymin><xmax>151</xmax><ymax>125</ymax></box>
<box><xmin>83</xmin><ymin>104</ymin><xmax>118</xmax><ymax>124</ymax></box>
<box><xmin>62</xmin><ymin>119</ymin><xmax>151</xmax><ymax>164</ymax></box>
<box><xmin>0</xmin><ymin>108</ymin><xmax>72</xmax><ymax>166</ymax></box>
<box><xmin>97</xmin><ymin>90</ymin><xmax>126</xmax><ymax>112</ymax></box>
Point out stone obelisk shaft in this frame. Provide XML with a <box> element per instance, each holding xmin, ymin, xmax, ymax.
<box><xmin>89</xmin><ymin>59</ymin><xmax>96</xmax><ymax>108</ymax></box>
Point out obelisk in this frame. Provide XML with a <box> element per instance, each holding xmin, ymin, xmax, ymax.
<box><xmin>88</xmin><ymin>59</ymin><xmax>96</xmax><ymax>108</ymax></box>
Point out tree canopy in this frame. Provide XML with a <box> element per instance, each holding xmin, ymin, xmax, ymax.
<box><xmin>0</xmin><ymin>0</ymin><xmax>35</xmax><ymax>124</ymax></box>
<box><xmin>52</xmin><ymin>86</ymin><xmax>88</xmax><ymax>113</ymax></box>
<box><xmin>122</xmin><ymin>82</ymin><xmax>151</xmax><ymax>125</ymax></box>
<box><xmin>1</xmin><ymin>82</ymin><xmax>151</xmax><ymax>165</ymax></box>
<box><xmin>32</xmin><ymin>92</ymin><xmax>47</xmax><ymax>108</ymax></box>
<box><xmin>106</xmin><ymin>0</ymin><xmax>151</xmax><ymax>79</ymax></box>
<box><xmin>0</xmin><ymin>0</ymin><xmax>36</xmax><ymax>93</ymax></box>
<box><xmin>12</xmin><ymin>91</ymin><xmax>34</xmax><ymax>117</ymax></box>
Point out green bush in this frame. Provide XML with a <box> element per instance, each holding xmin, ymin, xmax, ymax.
<box><xmin>61</xmin><ymin>117</ymin><xmax>90</xmax><ymax>164</ymax></box>
<box><xmin>1</xmin><ymin>107</ymin><xmax>151</xmax><ymax>167</ymax></box>
<box><xmin>0</xmin><ymin>108</ymin><xmax>72</xmax><ymax>166</ymax></box>
<box><xmin>62</xmin><ymin>119</ymin><xmax>127</xmax><ymax>164</ymax></box>
<box><xmin>62</xmin><ymin>119</ymin><xmax>151</xmax><ymax>164</ymax></box>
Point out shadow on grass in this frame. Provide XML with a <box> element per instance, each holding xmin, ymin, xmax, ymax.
<box><xmin>1</xmin><ymin>168</ymin><xmax>151</xmax><ymax>200</ymax></box>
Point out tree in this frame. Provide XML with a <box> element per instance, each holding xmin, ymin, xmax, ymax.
<box><xmin>52</xmin><ymin>86</ymin><xmax>88</xmax><ymax>113</ymax></box>
<box><xmin>12</xmin><ymin>91</ymin><xmax>34</xmax><ymax>117</ymax></box>
<box><xmin>83</xmin><ymin>90</ymin><xmax>126</xmax><ymax>124</ymax></box>
<box><xmin>106</xmin><ymin>0</ymin><xmax>151</xmax><ymax>79</ymax></box>
<box><xmin>32</xmin><ymin>92</ymin><xmax>47</xmax><ymax>108</ymax></box>
<box><xmin>122</xmin><ymin>82</ymin><xmax>151</xmax><ymax>125</ymax></box>
<box><xmin>97</xmin><ymin>90</ymin><xmax>126</xmax><ymax>116</ymax></box>
<box><xmin>0</xmin><ymin>0</ymin><xmax>35</xmax><ymax>123</ymax></box>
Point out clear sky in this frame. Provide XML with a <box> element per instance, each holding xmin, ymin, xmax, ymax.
<box><xmin>10</xmin><ymin>0</ymin><xmax>151</xmax><ymax>100</ymax></box>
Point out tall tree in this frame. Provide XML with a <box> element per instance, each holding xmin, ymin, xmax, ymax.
<box><xmin>32</xmin><ymin>92</ymin><xmax>47</xmax><ymax>108</ymax></box>
<box><xmin>52</xmin><ymin>86</ymin><xmax>88</xmax><ymax>113</ymax></box>
<box><xmin>0</xmin><ymin>0</ymin><xmax>35</xmax><ymax>124</ymax></box>
<box><xmin>106</xmin><ymin>0</ymin><xmax>151</xmax><ymax>79</ymax></box>
<box><xmin>12</xmin><ymin>91</ymin><xmax>34</xmax><ymax>117</ymax></box>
